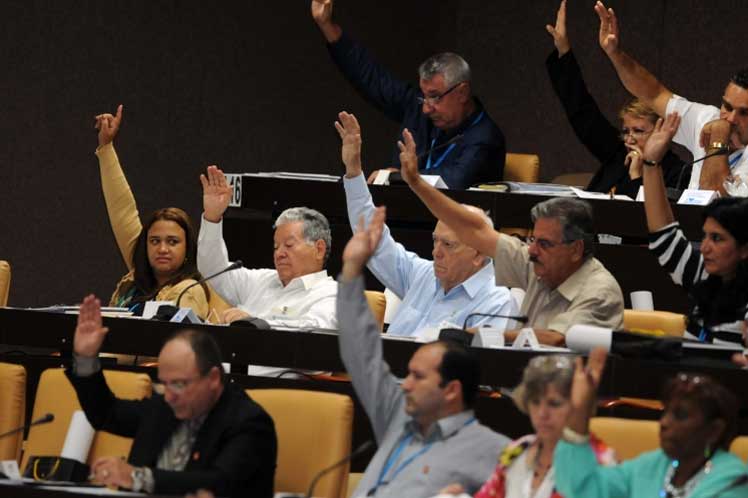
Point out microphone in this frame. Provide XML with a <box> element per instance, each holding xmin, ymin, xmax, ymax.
<box><xmin>175</xmin><ymin>260</ymin><xmax>244</xmax><ymax>307</ymax></box>
<box><xmin>0</xmin><ymin>413</ymin><xmax>54</xmax><ymax>439</ymax></box>
<box><xmin>389</xmin><ymin>135</ymin><xmax>465</xmax><ymax>185</ymax></box>
<box><xmin>438</xmin><ymin>312</ymin><xmax>529</xmax><ymax>347</ymax></box>
<box><xmin>666</xmin><ymin>147</ymin><xmax>729</xmax><ymax>201</ymax></box>
<box><xmin>154</xmin><ymin>260</ymin><xmax>243</xmax><ymax>321</ymax></box>
<box><xmin>305</xmin><ymin>440</ymin><xmax>374</xmax><ymax>498</ymax></box>
<box><xmin>416</xmin><ymin>133</ymin><xmax>464</xmax><ymax>160</ymax></box>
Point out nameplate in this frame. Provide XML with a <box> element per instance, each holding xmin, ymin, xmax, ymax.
<box><xmin>372</xmin><ymin>170</ymin><xmax>391</xmax><ymax>185</ymax></box>
<box><xmin>170</xmin><ymin>308</ymin><xmax>202</xmax><ymax>324</ymax></box>
<box><xmin>226</xmin><ymin>174</ymin><xmax>243</xmax><ymax>207</ymax></box>
<box><xmin>677</xmin><ymin>189</ymin><xmax>718</xmax><ymax>205</ymax></box>
<box><xmin>0</xmin><ymin>460</ymin><xmax>21</xmax><ymax>480</ymax></box>
<box><xmin>511</xmin><ymin>327</ymin><xmax>540</xmax><ymax>349</ymax></box>
<box><xmin>421</xmin><ymin>175</ymin><xmax>448</xmax><ymax>189</ymax></box>
<box><xmin>471</xmin><ymin>326</ymin><xmax>505</xmax><ymax>348</ymax></box>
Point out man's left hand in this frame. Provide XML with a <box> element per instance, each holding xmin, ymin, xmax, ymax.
<box><xmin>90</xmin><ymin>457</ymin><xmax>134</xmax><ymax>489</ymax></box>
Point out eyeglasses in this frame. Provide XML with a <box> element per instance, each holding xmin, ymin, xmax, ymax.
<box><xmin>153</xmin><ymin>377</ymin><xmax>202</xmax><ymax>395</ymax></box>
<box><xmin>527</xmin><ymin>235</ymin><xmax>573</xmax><ymax>251</ymax></box>
<box><xmin>619</xmin><ymin>127</ymin><xmax>653</xmax><ymax>141</ymax></box>
<box><xmin>417</xmin><ymin>82</ymin><xmax>463</xmax><ymax>106</ymax></box>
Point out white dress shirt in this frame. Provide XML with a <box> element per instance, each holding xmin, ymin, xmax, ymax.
<box><xmin>197</xmin><ymin>216</ymin><xmax>337</xmax><ymax>330</ymax></box>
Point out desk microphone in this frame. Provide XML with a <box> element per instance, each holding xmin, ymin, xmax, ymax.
<box><xmin>438</xmin><ymin>312</ymin><xmax>529</xmax><ymax>346</ymax></box>
<box><xmin>666</xmin><ymin>147</ymin><xmax>729</xmax><ymax>201</ymax></box>
<box><xmin>154</xmin><ymin>261</ymin><xmax>243</xmax><ymax>321</ymax></box>
<box><xmin>0</xmin><ymin>413</ymin><xmax>54</xmax><ymax>439</ymax></box>
<box><xmin>389</xmin><ymin>134</ymin><xmax>465</xmax><ymax>185</ymax></box>
<box><xmin>305</xmin><ymin>440</ymin><xmax>374</xmax><ymax>498</ymax></box>
<box><xmin>176</xmin><ymin>260</ymin><xmax>244</xmax><ymax>307</ymax></box>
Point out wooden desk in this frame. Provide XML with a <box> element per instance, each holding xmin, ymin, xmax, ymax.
<box><xmin>223</xmin><ymin>177</ymin><xmax>700</xmax><ymax>312</ymax></box>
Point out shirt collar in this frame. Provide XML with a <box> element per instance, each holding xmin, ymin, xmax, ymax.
<box><xmin>405</xmin><ymin>410</ymin><xmax>476</xmax><ymax>441</ymax></box>
<box><xmin>280</xmin><ymin>269</ymin><xmax>330</xmax><ymax>290</ymax></box>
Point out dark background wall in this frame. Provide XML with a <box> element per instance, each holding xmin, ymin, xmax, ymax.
<box><xmin>2</xmin><ymin>0</ymin><xmax>747</xmax><ymax>307</ymax></box>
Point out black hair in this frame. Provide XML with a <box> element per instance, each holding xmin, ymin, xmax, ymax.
<box><xmin>730</xmin><ymin>67</ymin><xmax>748</xmax><ymax>90</ymax></box>
<box><xmin>432</xmin><ymin>340</ymin><xmax>481</xmax><ymax>408</ymax></box>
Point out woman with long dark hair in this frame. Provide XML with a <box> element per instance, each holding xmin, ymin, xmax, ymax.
<box><xmin>94</xmin><ymin>105</ymin><xmax>209</xmax><ymax>319</ymax></box>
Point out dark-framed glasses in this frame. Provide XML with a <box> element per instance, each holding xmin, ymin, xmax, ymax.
<box><xmin>417</xmin><ymin>82</ymin><xmax>463</xmax><ymax>106</ymax></box>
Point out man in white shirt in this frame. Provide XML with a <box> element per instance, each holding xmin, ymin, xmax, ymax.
<box><xmin>197</xmin><ymin>166</ymin><xmax>337</xmax><ymax>329</ymax></box>
<box><xmin>595</xmin><ymin>1</ymin><xmax>748</xmax><ymax>194</ymax></box>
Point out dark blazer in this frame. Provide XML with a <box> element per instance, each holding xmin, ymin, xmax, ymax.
<box><xmin>328</xmin><ymin>31</ymin><xmax>506</xmax><ymax>190</ymax></box>
<box><xmin>65</xmin><ymin>368</ymin><xmax>277</xmax><ymax>498</ymax></box>
<box><xmin>546</xmin><ymin>49</ymin><xmax>689</xmax><ymax>197</ymax></box>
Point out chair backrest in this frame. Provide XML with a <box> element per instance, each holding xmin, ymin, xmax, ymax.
<box><xmin>730</xmin><ymin>436</ymin><xmax>748</xmax><ymax>462</ymax></box>
<box><xmin>247</xmin><ymin>389</ymin><xmax>353</xmax><ymax>498</ymax></box>
<box><xmin>364</xmin><ymin>290</ymin><xmax>386</xmax><ymax>331</ymax></box>
<box><xmin>206</xmin><ymin>283</ymin><xmax>232</xmax><ymax>323</ymax></box>
<box><xmin>0</xmin><ymin>362</ymin><xmax>26</xmax><ymax>462</ymax></box>
<box><xmin>0</xmin><ymin>260</ymin><xmax>11</xmax><ymax>307</ymax></box>
<box><xmin>504</xmin><ymin>153</ymin><xmax>540</xmax><ymax>183</ymax></box>
<box><xmin>551</xmin><ymin>172</ymin><xmax>594</xmax><ymax>187</ymax></box>
<box><xmin>590</xmin><ymin>416</ymin><xmax>659</xmax><ymax>461</ymax></box>
<box><xmin>22</xmin><ymin>368</ymin><xmax>152</xmax><ymax>471</ymax></box>
<box><xmin>623</xmin><ymin>310</ymin><xmax>687</xmax><ymax>337</ymax></box>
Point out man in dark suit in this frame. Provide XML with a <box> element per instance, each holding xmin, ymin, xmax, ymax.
<box><xmin>66</xmin><ymin>295</ymin><xmax>277</xmax><ymax>497</ymax></box>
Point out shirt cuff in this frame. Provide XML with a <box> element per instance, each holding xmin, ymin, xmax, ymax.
<box><xmin>200</xmin><ymin>214</ymin><xmax>223</xmax><ymax>236</ymax></box>
<box><xmin>72</xmin><ymin>354</ymin><xmax>101</xmax><ymax>377</ymax></box>
<box><xmin>343</xmin><ymin>172</ymin><xmax>369</xmax><ymax>199</ymax></box>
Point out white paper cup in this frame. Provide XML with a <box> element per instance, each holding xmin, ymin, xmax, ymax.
<box><xmin>630</xmin><ymin>290</ymin><xmax>655</xmax><ymax>311</ymax></box>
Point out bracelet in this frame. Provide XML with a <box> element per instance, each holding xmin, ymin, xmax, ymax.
<box><xmin>562</xmin><ymin>426</ymin><xmax>590</xmax><ymax>444</ymax></box>
<box><xmin>642</xmin><ymin>158</ymin><xmax>659</xmax><ymax>167</ymax></box>
<box><xmin>708</xmin><ymin>141</ymin><xmax>727</xmax><ymax>152</ymax></box>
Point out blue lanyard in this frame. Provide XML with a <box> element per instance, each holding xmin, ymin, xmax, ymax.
<box><xmin>370</xmin><ymin>417</ymin><xmax>477</xmax><ymax>495</ymax></box>
<box><xmin>728</xmin><ymin>150</ymin><xmax>744</xmax><ymax>168</ymax></box>
<box><xmin>425</xmin><ymin>111</ymin><xmax>485</xmax><ymax>170</ymax></box>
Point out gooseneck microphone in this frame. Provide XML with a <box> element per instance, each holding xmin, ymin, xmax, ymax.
<box><xmin>667</xmin><ymin>147</ymin><xmax>729</xmax><ymax>200</ymax></box>
<box><xmin>416</xmin><ymin>133</ymin><xmax>464</xmax><ymax>160</ymax></box>
<box><xmin>305</xmin><ymin>440</ymin><xmax>374</xmax><ymax>498</ymax></box>
<box><xmin>0</xmin><ymin>413</ymin><xmax>54</xmax><ymax>439</ymax></box>
<box><xmin>174</xmin><ymin>260</ymin><xmax>244</xmax><ymax>308</ymax></box>
<box><xmin>462</xmin><ymin>312</ymin><xmax>529</xmax><ymax>330</ymax></box>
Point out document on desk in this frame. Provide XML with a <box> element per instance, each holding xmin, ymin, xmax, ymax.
<box><xmin>0</xmin><ymin>479</ymin><xmax>144</xmax><ymax>495</ymax></box>
<box><xmin>243</xmin><ymin>172</ymin><xmax>341</xmax><ymax>182</ymax></box>
<box><xmin>570</xmin><ymin>187</ymin><xmax>633</xmax><ymax>201</ymax></box>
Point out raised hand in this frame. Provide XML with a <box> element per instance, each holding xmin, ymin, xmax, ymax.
<box><xmin>334</xmin><ymin>111</ymin><xmax>363</xmax><ymax>177</ymax></box>
<box><xmin>73</xmin><ymin>295</ymin><xmax>109</xmax><ymax>358</ymax></box>
<box><xmin>546</xmin><ymin>0</ymin><xmax>570</xmax><ymax>56</ymax></box>
<box><xmin>568</xmin><ymin>347</ymin><xmax>608</xmax><ymax>433</ymax></box>
<box><xmin>341</xmin><ymin>206</ymin><xmax>386</xmax><ymax>279</ymax></box>
<box><xmin>200</xmin><ymin>165</ymin><xmax>233</xmax><ymax>223</ymax></box>
<box><xmin>311</xmin><ymin>0</ymin><xmax>333</xmax><ymax>26</ymax></box>
<box><xmin>397</xmin><ymin>128</ymin><xmax>420</xmax><ymax>186</ymax></box>
<box><xmin>594</xmin><ymin>1</ymin><xmax>619</xmax><ymax>55</ymax></box>
<box><xmin>642</xmin><ymin>113</ymin><xmax>681</xmax><ymax>164</ymax></box>
<box><xmin>94</xmin><ymin>104</ymin><xmax>123</xmax><ymax>147</ymax></box>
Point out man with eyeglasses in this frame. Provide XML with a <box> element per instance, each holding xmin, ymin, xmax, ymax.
<box><xmin>336</xmin><ymin>111</ymin><xmax>516</xmax><ymax>336</ymax></box>
<box><xmin>398</xmin><ymin>129</ymin><xmax>623</xmax><ymax>346</ymax></box>
<box><xmin>336</xmin><ymin>208</ymin><xmax>510</xmax><ymax>498</ymax></box>
<box><xmin>64</xmin><ymin>295</ymin><xmax>277</xmax><ymax>498</ymax></box>
<box><xmin>311</xmin><ymin>0</ymin><xmax>505</xmax><ymax>190</ymax></box>
<box><xmin>596</xmin><ymin>1</ymin><xmax>748</xmax><ymax>194</ymax></box>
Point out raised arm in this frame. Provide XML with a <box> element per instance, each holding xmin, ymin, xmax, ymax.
<box><xmin>595</xmin><ymin>1</ymin><xmax>672</xmax><ymax>117</ymax></box>
<box><xmin>546</xmin><ymin>0</ymin><xmax>570</xmax><ymax>56</ymax></box>
<box><xmin>94</xmin><ymin>105</ymin><xmax>142</xmax><ymax>271</ymax></box>
<box><xmin>399</xmin><ymin>129</ymin><xmax>500</xmax><ymax>257</ymax></box>
<box><xmin>311</xmin><ymin>0</ymin><xmax>342</xmax><ymax>43</ymax></box>
<box><xmin>641</xmin><ymin>113</ymin><xmax>680</xmax><ymax>231</ymax></box>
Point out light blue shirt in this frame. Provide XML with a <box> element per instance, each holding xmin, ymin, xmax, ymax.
<box><xmin>344</xmin><ymin>174</ymin><xmax>516</xmax><ymax>336</ymax></box>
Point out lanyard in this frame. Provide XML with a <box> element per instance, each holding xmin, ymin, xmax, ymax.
<box><xmin>728</xmin><ymin>150</ymin><xmax>744</xmax><ymax>168</ymax></box>
<box><xmin>369</xmin><ymin>417</ymin><xmax>477</xmax><ymax>496</ymax></box>
<box><xmin>425</xmin><ymin>111</ymin><xmax>485</xmax><ymax>170</ymax></box>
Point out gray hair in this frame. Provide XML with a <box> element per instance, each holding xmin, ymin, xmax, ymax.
<box><xmin>418</xmin><ymin>52</ymin><xmax>471</xmax><ymax>87</ymax></box>
<box><xmin>512</xmin><ymin>355</ymin><xmax>574</xmax><ymax>414</ymax></box>
<box><xmin>530</xmin><ymin>198</ymin><xmax>596</xmax><ymax>257</ymax></box>
<box><xmin>273</xmin><ymin>207</ymin><xmax>332</xmax><ymax>264</ymax></box>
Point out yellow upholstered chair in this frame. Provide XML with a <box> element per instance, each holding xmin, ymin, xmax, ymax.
<box><xmin>347</xmin><ymin>472</ymin><xmax>364</xmax><ymax>498</ymax></box>
<box><xmin>504</xmin><ymin>153</ymin><xmax>540</xmax><ymax>183</ymax></box>
<box><xmin>0</xmin><ymin>260</ymin><xmax>11</xmax><ymax>307</ymax></box>
<box><xmin>22</xmin><ymin>368</ymin><xmax>152</xmax><ymax>471</ymax></box>
<box><xmin>590</xmin><ymin>416</ymin><xmax>659</xmax><ymax>461</ymax></box>
<box><xmin>248</xmin><ymin>389</ymin><xmax>353</xmax><ymax>498</ymax></box>
<box><xmin>501</xmin><ymin>154</ymin><xmax>540</xmax><ymax>237</ymax></box>
<box><xmin>623</xmin><ymin>310</ymin><xmax>687</xmax><ymax>337</ymax></box>
<box><xmin>730</xmin><ymin>436</ymin><xmax>748</xmax><ymax>462</ymax></box>
<box><xmin>0</xmin><ymin>362</ymin><xmax>26</xmax><ymax>462</ymax></box>
<box><xmin>206</xmin><ymin>283</ymin><xmax>232</xmax><ymax>323</ymax></box>
<box><xmin>364</xmin><ymin>290</ymin><xmax>386</xmax><ymax>331</ymax></box>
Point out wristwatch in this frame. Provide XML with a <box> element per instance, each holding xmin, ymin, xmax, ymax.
<box><xmin>130</xmin><ymin>467</ymin><xmax>146</xmax><ymax>492</ymax></box>
<box><xmin>642</xmin><ymin>158</ymin><xmax>659</xmax><ymax>167</ymax></box>
<box><xmin>708</xmin><ymin>141</ymin><xmax>728</xmax><ymax>152</ymax></box>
